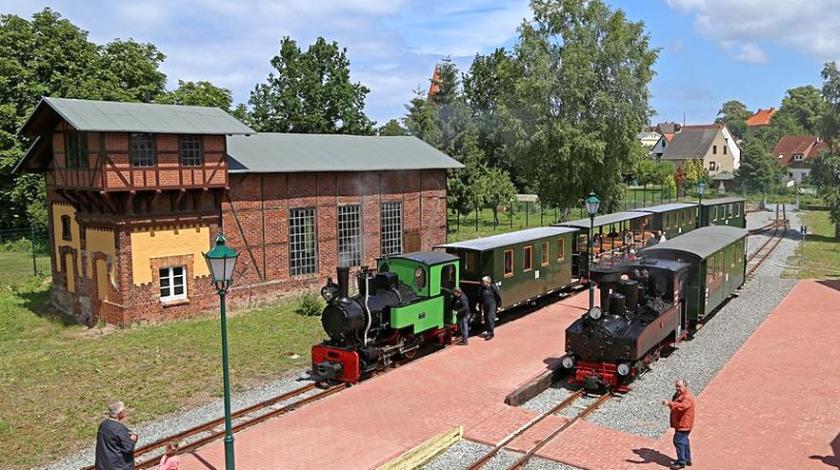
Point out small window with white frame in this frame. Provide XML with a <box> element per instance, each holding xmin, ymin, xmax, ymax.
<box><xmin>159</xmin><ymin>266</ymin><xmax>186</xmax><ymax>301</ymax></box>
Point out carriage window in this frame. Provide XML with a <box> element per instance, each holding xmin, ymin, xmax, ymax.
<box><xmin>523</xmin><ymin>245</ymin><xmax>533</xmax><ymax>271</ymax></box>
<box><xmin>557</xmin><ymin>238</ymin><xmax>565</xmax><ymax>262</ymax></box>
<box><xmin>735</xmin><ymin>203</ymin><xmax>741</xmax><ymax>216</ymax></box>
<box><xmin>441</xmin><ymin>264</ymin><xmax>456</xmax><ymax>289</ymax></box>
<box><xmin>578</xmin><ymin>234</ymin><xmax>588</xmax><ymax>253</ymax></box>
<box><xmin>464</xmin><ymin>251</ymin><xmax>477</xmax><ymax>272</ymax></box>
<box><xmin>730</xmin><ymin>248</ymin><xmax>736</xmax><ymax>268</ymax></box>
<box><xmin>541</xmin><ymin>241</ymin><xmax>550</xmax><ymax>266</ymax></box>
<box><xmin>504</xmin><ymin>249</ymin><xmax>514</xmax><ymax>277</ymax></box>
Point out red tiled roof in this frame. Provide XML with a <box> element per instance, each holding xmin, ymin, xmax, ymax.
<box><xmin>663</xmin><ymin>133</ymin><xmax>675</xmax><ymax>142</ymax></box>
<box><xmin>427</xmin><ymin>65</ymin><xmax>441</xmax><ymax>101</ymax></box>
<box><xmin>772</xmin><ymin>135</ymin><xmax>821</xmax><ymax>166</ymax></box>
<box><xmin>746</xmin><ymin>108</ymin><xmax>775</xmax><ymax>127</ymax></box>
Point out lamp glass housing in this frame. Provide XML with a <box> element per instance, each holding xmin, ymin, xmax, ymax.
<box><xmin>204</xmin><ymin>233</ymin><xmax>239</xmax><ymax>284</ymax></box>
<box><xmin>584</xmin><ymin>192</ymin><xmax>601</xmax><ymax>216</ymax></box>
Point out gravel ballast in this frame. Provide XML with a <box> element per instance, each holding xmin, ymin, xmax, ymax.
<box><xmin>422</xmin><ymin>439</ymin><xmax>580</xmax><ymax>470</ymax></box>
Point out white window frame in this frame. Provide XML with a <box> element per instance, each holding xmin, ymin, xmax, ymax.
<box><xmin>159</xmin><ymin>266</ymin><xmax>187</xmax><ymax>302</ymax></box>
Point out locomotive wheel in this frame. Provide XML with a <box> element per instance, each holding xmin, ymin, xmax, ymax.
<box><xmin>403</xmin><ymin>349</ymin><xmax>417</xmax><ymax>360</ymax></box>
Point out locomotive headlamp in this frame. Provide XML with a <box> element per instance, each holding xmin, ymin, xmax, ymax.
<box><xmin>561</xmin><ymin>355</ymin><xmax>575</xmax><ymax>369</ymax></box>
<box><xmin>321</xmin><ymin>284</ymin><xmax>339</xmax><ymax>302</ymax></box>
<box><xmin>617</xmin><ymin>363</ymin><xmax>630</xmax><ymax>376</ymax></box>
<box><xmin>587</xmin><ymin>306</ymin><xmax>603</xmax><ymax>321</ymax></box>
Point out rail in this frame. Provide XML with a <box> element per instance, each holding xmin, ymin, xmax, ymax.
<box><xmin>80</xmin><ymin>382</ymin><xmax>346</xmax><ymax>470</ymax></box>
<box><xmin>746</xmin><ymin>220</ymin><xmax>786</xmax><ymax>280</ymax></box>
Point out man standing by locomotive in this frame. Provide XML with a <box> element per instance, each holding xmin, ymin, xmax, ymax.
<box><xmin>480</xmin><ymin>276</ymin><xmax>501</xmax><ymax>340</ymax></box>
<box><xmin>662</xmin><ymin>378</ymin><xmax>695</xmax><ymax>469</ymax></box>
<box><xmin>451</xmin><ymin>287</ymin><xmax>471</xmax><ymax>345</ymax></box>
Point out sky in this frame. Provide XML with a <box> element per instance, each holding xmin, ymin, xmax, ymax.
<box><xmin>4</xmin><ymin>0</ymin><xmax>839</xmax><ymax>126</ymax></box>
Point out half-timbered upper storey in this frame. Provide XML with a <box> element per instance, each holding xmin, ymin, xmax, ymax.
<box><xmin>14</xmin><ymin>97</ymin><xmax>254</xmax><ymax>192</ymax></box>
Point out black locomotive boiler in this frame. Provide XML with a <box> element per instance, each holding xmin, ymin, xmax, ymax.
<box><xmin>561</xmin><ymin>258</ymin><xmax>690</xmax><ymax>391</ymax></box>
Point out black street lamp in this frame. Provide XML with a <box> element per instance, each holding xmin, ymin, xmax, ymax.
<box><xmin>697</xmin><ymin>180</ymin><xmax>706</xmax><ymax>228</ymax></box>
<box><xmin>584</xmin><ymin>192</ymin><xmax>600</xmax><ymax>311</ymax></box>
<box><xmin>203</xmin><ymin>233</ymin><xmax>240</xmax><ymax>470</ymax></box>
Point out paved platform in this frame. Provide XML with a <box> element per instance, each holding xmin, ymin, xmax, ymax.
<box><xmin>180</xmin><ymin>281</ymin><xmax>840</xmax><ymax>470</ymax></box>
<box><xmin>180</xmin><ymin>291</ymin><xmax>592</xmax><ymax>470</ymax></box>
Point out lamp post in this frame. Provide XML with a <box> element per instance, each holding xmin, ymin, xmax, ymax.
<box><xmin>584</xmin><ymin>192</ymin><xmax>601</xmax><ymax>311</ymax></box>
<box><xmin>203</xmin><ymin>233</ymin><xmax>240</xmax><ymax>470</ymax></box>
<box><xmin>697</xmin><ymin>181</ymin><xmax>706</xmax><ymax>228</ymax></box>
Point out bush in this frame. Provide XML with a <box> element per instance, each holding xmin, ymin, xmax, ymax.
<box><xmin>295</xmin><ymin>291</ymin><xmax>324</xmax><ymax>316</ymax></box>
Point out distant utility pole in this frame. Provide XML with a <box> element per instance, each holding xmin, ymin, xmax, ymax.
<box><xmin>800</xmin><ymin>225</ymin><xmax>807</xmax><ymax>264</ymax></box>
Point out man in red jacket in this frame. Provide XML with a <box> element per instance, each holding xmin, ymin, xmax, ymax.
<box><xmin>662</xmin><ymin>378</ymin><xmax>695</xmax><ymax>469</ymax></box>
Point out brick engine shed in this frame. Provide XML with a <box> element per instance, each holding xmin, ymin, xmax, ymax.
<box><xmin>14</xmin><ymin>98</ymin><xmax>462</xmax><ymax>326</ymax></box>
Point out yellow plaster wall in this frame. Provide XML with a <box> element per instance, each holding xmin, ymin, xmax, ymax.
<box><xmin>130</xmin><ymin>226</ymin><xmax>211</xmax><ymax>285</ymax></box>
<box><xmin>86</xmin><ymin>228</ymin><xmax>115</xmax><ymax>281</ymax></box>
<box><xmin>52</xmin><ymin>203</ymin><xmax>81</xmax><ymax>272</ymax></box>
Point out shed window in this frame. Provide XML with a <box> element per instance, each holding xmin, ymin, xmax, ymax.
<box><xmin>130</xmin><ymin>133</ymin><xmax>156</xmax><ymax>167</ymax></box>
<box><xmin>541</xmin><ymin>241</ymin><xmax>550</xmax><ymax>266</ymax></box>
<box><xmin>504</xmin><ymin>249</ymin><xmax>514</xmax><ymax>277</ymax></box>
<box><xmin>557</xmin><ymin>238</ymin><xmax>565</xmax><ymax>261</ymax></box>
<box><xmin>179</xmin><ymin>135</ymin><xmax>202</xmax><ymax>166</ymax></box>
<box><xmin>523</xmin><ymin>245</ymin><xmax>533</xmax><ymax>271</ymax></box>
<box><xmin>380</xmin><ymin>201</ymin><xmax>402</xmax><ymax>256</ymax></box>
<box><xmin>64</xmin><ymin>131</ymin><xmax>88</xmax><ymax>169</ymax></box>
<box><xmin>159</xmin><ymin>266</ymin><xmax>186</xmax><ymax>302</ymax></box>
<box><xmin>337</xmin><ymin>205</ymin><xmax>362</xmax><ymax>267</ymax></box>
<box><xmin>61</xmin><ymin>215</ymin><xmax>72</xmax><ymax>241</ymax></box>
<box><xmin>289</xmin><ymin>207</ymin><xmax>317</xmax><ymax>276</ymax></box>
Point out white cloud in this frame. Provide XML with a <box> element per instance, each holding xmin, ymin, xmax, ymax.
<box><xmin>4</xmin><ymin>0</ymin><xmax>529</xmax><ymax>123</ymax></box>
<box><xmin>665</xmin><ymin>0</ymin><xmax>840</xmax><ymax>62</ymax></box>
<box><xmin>735</xmin><ymin>43</ymin><xmax>767</xmax><ymax>63</ymax></box>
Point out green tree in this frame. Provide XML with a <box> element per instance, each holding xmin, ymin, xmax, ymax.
<box><xmin>735</xmin><ymin>139</ymin><xmax>781</xmax><ymax>193</ymax></box>
<box><xmin>815</xmin><ymin>61</ymin><xmax>840</xmax><ymax>238</ymax></box>
<box><xmin>249</xmin><ymin>36</ymin><xmax>374</xmax><ymax>134</ymax></box>
<box><xmin>485</xmin><ymin>0</ymin><xmax>658</xmax><ymax>211</ymax></box>
<box><xmin>0</xmin><ymin>8</ymin><xmax>168</xmax><ymax>229</ymax></box>
<box><xmin>157</xmin><ymin>80</ymin><xmax>233</xmax><ymax>109</ymax></box>
<box><xmin>478</xmin><ymin>167</ymin><xmax>517</xmax><ymax>224</ymax></box>
<box><xmin>404</xmin><ymin>89</ymin><xmax>442</xmax><ymax>146</ymax></box>
<box><xmin>377</xmin><ymin>119</ymin><xmax>408</xmax><ymax>136</ymax></box>
<box><xmin>716</xmin><ymin>100</ymin><xmax>751</xmax><ymax>140</ymax></box>
<box><xmin>682</xmin><ymin>159</ymin><xmax>706</xmax><ymax>187</ymax></box>
<box><xmin>763</xmin><ymin>85</ymin><xmax>828</xmax><ymax>145</ymax></box>
<box><xmin>634</xmin><ymin>159</ymin><xmax>658</xmax><ymax>186</ymax></box>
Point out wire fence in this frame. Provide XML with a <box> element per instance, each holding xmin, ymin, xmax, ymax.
<box><xmin>0</xmin><ymin>226</ymin><xmax>51</xmax><ymax>277</ymax></box>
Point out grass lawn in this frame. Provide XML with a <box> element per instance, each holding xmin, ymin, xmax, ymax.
<box><xmin>786</xmin><ymin>210</ymin><xmax>840</xmax><ymax>279</ymax></box>
<box><xmin>0</xmin><ymin>251</ymin><xmax>324</xmax><ymax>469</ymax></box>
<box><xmin>447</xmin><ymin>207</ymin><xmax>563</xmax><ymax>242</ymax></box>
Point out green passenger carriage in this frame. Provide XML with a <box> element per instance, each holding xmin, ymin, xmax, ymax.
<box><xmin>437</xmin><ymin>227</ymin><xmax>579</xmax><ymax>313</ymax></box>
<box><xmin>639</xmin><ymin>202</ymin><xmax>699</xmax><ymax>239</ymax></box>
<box><xmin>639</xmin><ymin>225</ymin><xmax>747</xmax><ymax>324</ymax></box>
<box><xmin>699</xmin><ymin>197</ymin><xmax>746</xmax><ymax>228</ymax></box>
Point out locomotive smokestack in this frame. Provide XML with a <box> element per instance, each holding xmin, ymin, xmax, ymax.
<box><xmin>336</xmin><ymin>267</ymin><xmax>350</xmax><ymax>298</ymax></box>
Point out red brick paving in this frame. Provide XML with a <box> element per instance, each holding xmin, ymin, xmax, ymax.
<box><xmin>180</xmin><ymin>281</ymin><xmax>840</xmax><ymax>470</ymax></box>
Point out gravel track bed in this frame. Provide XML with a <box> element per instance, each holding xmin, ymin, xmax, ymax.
<box><xmin>422</xmin><ymin>439</ymin><xmax>580</xmax><ymax>470</ymax></box>
<box><xmin>581</xmin><ymin>209</ymin><xmax>801</xmax><ymax>438</ymax></box>
<box><xmin>40</xmin><ymin>370</ymin><xmax>315</xmax><ymax>470</ymax></box>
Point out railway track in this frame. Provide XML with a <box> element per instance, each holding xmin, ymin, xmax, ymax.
<box><xmin>746</xmin><ymin>219</ymin><xmax>787</xmax><ymax>280</ymax></box>
<box><xmin>466</xmin><ymin>390</ymin><xmax>610</xmax><ymax>470</ymax></box>
<box><xmin>80</xmin><ymin>382</ymin><xmax>346</xmax><ymax>470</ymax></box>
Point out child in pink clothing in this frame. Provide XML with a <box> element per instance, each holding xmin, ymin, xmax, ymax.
<box><xmin>159</xmin><ymin>442</ymin><xmax>179</xmax><ymax>470</ymax></box>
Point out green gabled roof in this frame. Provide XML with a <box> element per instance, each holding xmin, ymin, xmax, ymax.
<box><xmin>226</xmin><ymin>133</ymin><xmax>463</xmax><ymax>173</ymax></box>
<box><xmin>20</xmin><ymin>97</ymin><xmax>254</xmax><ymax>136</ymax></box>
<box><xmin>640</xmin><ymin>225</ymin><xmax>747</xmax><ymax>260</ymax></box>
<box><xmin>553</xmin><ymin>211</ymin><xmax>650</xmax><ymax>230</ymax></box>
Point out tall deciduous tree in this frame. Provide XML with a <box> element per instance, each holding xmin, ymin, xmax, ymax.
<box><xmin>157</xmin><ymin>80</ymin><xmax>233</xmax><ymax>110</ymax></box>
<box><xmin>716</xmin><ymin>100</ymin><xmax>751</xmax><ymax>140</ymax></box>
<box><xmin>736</xmin><ymin>138</ymin><xmax>781</xmax><ymax>194</ymax></box>
<box><xmin>377</xmin><ymin>119</ymin><xmax>408</xmax><ymax>136</ymax></box>
<box><xmin>479</xmin><ymin>167</ymin><xmax>517</xmax><ymax>224</ymax></box>
<box><xmin>814</xmin><ymin>61</ymin><xmax>840</xmax><ymax>238</ymax></box>
<box><xmin>487</xmin><ymin>0</ymin><xmax>658</xmax><ymax>211</ymax></box>
<box><xmin>249</xmin><ymin>37</ymin><xmax>374</xmax><ymax>134</ymax></box>
<box><xmin>0</xmin><ymin>8</ymin><xmax>168</xmax><ymax>229</ymax></box>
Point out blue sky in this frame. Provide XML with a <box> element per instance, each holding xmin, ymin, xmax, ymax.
<box><xmin>5</xmin><ymin>0</ymin><xmax>838</xmax><ymax>126</ymax></box>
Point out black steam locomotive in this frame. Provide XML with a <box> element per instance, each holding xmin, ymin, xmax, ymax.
<box><xmin>561</xmin><ymin>258</ymin><xmax>690</xmax><ymax>392</ymax></box>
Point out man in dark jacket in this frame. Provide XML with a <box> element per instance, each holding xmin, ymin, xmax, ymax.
<box><xmin>480</xmin><ymin>276</ymin><xmax>502</xmax><ymax>340</ymax></box>
<box><xmin>452</xmin><ymin>287</ymin><xmax>471</xmax><ymax>345</ymax></box>
<box><xmin>95</xmin><ymin>401</ymin><xmax>137</xmax><ymax>470</ymax></box>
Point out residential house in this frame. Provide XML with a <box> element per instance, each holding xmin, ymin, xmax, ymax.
<box><xmin>772</xmin><ymin>135</ymin><xmax>827</xmax><ymax>183</ymax></box>
<box><xmin>660</xmin><ymin>124</ymin><xmax>740</xmax><ymax>177</ymax></box>
<box><xmin>638</xmin><ymin>129</ymin><xmax>662</xmax><ymax>149</ymax></box>
<box><xmin>746</xmin><ymin>108</ymin><xmax>775</xmax><ymax>129</ymax></box>
<box><xmin>651</xmin><ymin>132</ymin><xmax>675</xmax><ymax>159</ymax></box>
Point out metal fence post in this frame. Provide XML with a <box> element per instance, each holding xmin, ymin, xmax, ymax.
<box><xmin>30</xmin><ymin>225</ymin><xmax>37</xmax><ymax>276</ymax></box>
